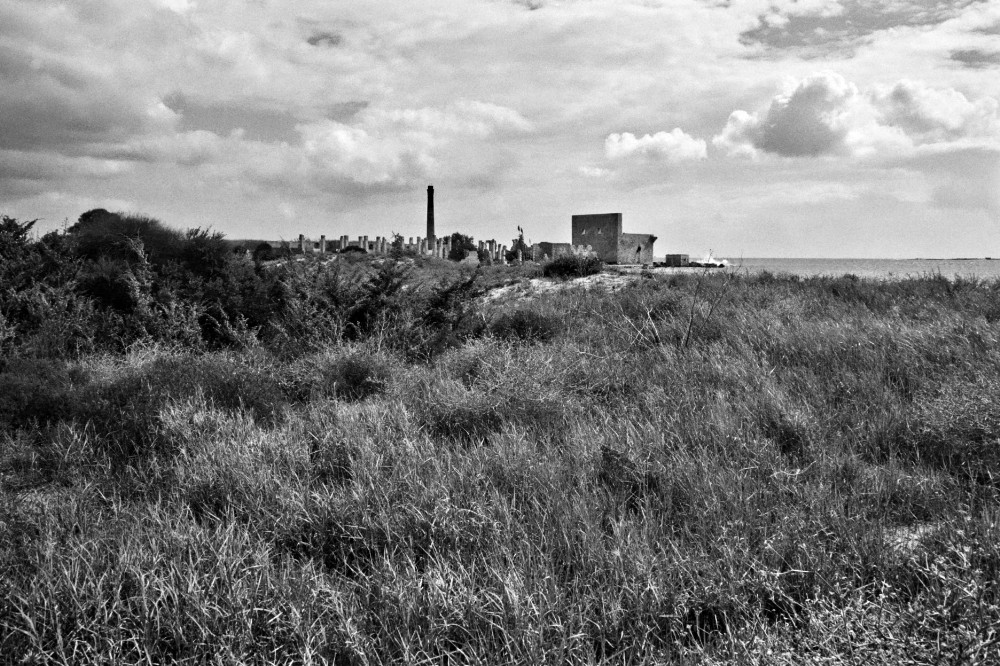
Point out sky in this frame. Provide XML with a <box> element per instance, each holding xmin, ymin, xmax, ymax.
<box><xmin>2</xmin><ymin>0</ymin><xmax>1000</xmax><ymax>258</ymax></box>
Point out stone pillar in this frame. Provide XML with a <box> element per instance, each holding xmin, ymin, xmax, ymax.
<box><xmin>501</xmin><ymin>245</ymin><xmax>508</xmax><ymax>263</ymax></box>
<box><xmin>516</xmin><ymin>249</ymin><xmax>522</xmax><ymax>264</ymax></box>
<box><xmin>319</xmin><ymin>235</ymin><xmax>326</xmax><ymax>254</ymax></box>
<box><xmin>299</xmin><ymin>234</ymin><xmax>306</xmax><ymax>254</ymax></box>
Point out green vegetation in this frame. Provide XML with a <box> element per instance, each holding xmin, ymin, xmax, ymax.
<box><xmin>2</xmin><ymin>212</ymin><xmax>1000</xmax><ymax>663</ymax></box>
<box><xmin>543</xmin><ymin>254</ymin><xmax>605</xmax><ymax>278</ymax></box>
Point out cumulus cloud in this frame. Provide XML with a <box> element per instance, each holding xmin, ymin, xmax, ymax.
<box><xmin>871</xmin><ymin>80</ymin><xmax>1000</xmax><ymax>143</ymax></box>
<box><xmin>712</xmin><ymin>72</ymin><xmax>867</xmax><ymax>157</ymax></box>
<box><xmin>605</xmin><ymin>129</ymin><xmax>707</xmax><ymax>162</ymax></box>
<box><xmin>713</xmin><ymin>71</ymin><xmax>1000</xmax><ymax>159</ymax></box>
<box><xmin>290</xmin><ymin>100</ymin><xmax>533</xmax><ymax>188</ymax></box>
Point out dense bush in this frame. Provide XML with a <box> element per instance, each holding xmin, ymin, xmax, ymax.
<box><xmin>542</xmin><ymin>254</ymin><xmax>604</xmax><ymax>278</ymax></box>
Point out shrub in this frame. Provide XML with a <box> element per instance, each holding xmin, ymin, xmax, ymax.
<box><xmin>412</xmin><ymin>379</ymin><xmax>504</xmax><ymax>445</ymax></box>
<box><xmin>489</xmin><ymin>308</ymin><xmax>562</xmax><ymax>343</ymax></box>
<box><xmin>0</xmin><ymin>359</ymin><xmax>84</xmax><ymax>430</ymax></box>
<box><xmin>542</xmin><ymin>254</ymin><xmax>603</xmax><ymax>278</ymax></box>
<box><xmin>68</xmin><ymin>209</ymin><xmax>186</xmax><ymax>264</ymax></box>
<box><xmin>252</xmin><ymin>242</ymin><xmax>275</xmax><ymax>262</ymax></box>
<box><xmin>80</xmin><ymin>353</ymin><xmax>286</xmax><ymax>460</ymax></box>
<box><xmin>285</xmin><ymin>352</ymin><xmax>391</xmax><ymax>403</ymax></box>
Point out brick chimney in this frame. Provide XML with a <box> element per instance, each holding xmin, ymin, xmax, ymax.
<box><xmin>426</xmin><ymin>185</ymin><xmax>435</xmax><ymax>244</ymax></box>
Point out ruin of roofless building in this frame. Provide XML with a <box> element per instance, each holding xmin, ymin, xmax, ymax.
<box><xmin>293</xmin><ymin>189</ymin><xmax>654</xmax><ymax>265</ymax></box>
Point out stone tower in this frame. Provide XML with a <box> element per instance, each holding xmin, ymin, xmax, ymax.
<box><xmin>426</xmin><ymin>185</ymin><xmax>435</xmax><ymax>244</ymax></box>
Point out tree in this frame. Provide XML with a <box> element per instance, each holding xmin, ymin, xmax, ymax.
<box><xmin>448</xmin><ymin>232</ymin><xmax>476</xmax><ymax>262</ymax></box>
<box><xmin>252</xmin><ymin>242</ymin><xmax>275</xmax><ymax>262</ymax></box>
<box><xmin>506</xmin><ymin>226</ymin><xmax>530</xmax><ymax>262</ymax></box>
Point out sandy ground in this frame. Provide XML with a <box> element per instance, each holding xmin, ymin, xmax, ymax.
<box><xmin>481</xmin><ymin>267</ymin><xmax>710</xmax><ymax>302</ymax></box>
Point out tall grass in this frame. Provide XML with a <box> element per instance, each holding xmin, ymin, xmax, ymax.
<box><xmin>3</xmin><ymin>266</ymin><xmax>1000</xmax><ymax>663</ymax></box>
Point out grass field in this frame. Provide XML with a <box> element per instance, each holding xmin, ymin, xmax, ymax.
<box><xmin>3</xmin><ymin>231</ymin><xmax>1000</xmax><ymax>663</ymax></box>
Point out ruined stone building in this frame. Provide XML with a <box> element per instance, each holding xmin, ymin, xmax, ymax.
<box><xmin>292</xmin><ymin>188</ymin><xmax>657</xmax><ymax>266</ymax></box>
<box><xmin>570</xmin><ymin>213</ymin><xmax>656</xmax><ymax>265</ymax></box>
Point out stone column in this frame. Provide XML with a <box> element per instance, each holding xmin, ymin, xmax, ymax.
<box><xmin>319</xmin><ymin>235</ymin><xmax>326</xmax><ymax>254</ymax></box>
<box><xmin>299</xmin><ymin>234</ymin><xmax>306</xmax><ymax>254</ymax></box>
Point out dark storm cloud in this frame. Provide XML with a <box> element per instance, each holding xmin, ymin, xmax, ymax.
<box><xmin>306</xmin><ymin>31</ymin><xmax>343</xmax><ymax>47</ymax></box>
<box><xmin>740</xmin><ymin>0</ymin><xmax>986</xmax><ymax>55</ymax></box>
<box><xmin>0</xmin><ymin>43</ymin><xmax>154</xmax><ymax>152</ymax></box>
<box><xmin>950</xmin><ymin>49</ymin><xmax>1000</xmax><ymax>68</ymax></box>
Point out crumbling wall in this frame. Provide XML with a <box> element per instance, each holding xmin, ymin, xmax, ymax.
<box><xmin>572</xmin><ymin>213</ymin><xmax>622</xmax><ymax>263</ymax></box>
<box><xmin>618</xmin><ymin>233</ymin><xmax>656</xmax><ymax>265</ymax></box>
<box><xmin>534</xmin><ymin>242</ymin><xmax>595</xmax><ymax>261</ymax></box>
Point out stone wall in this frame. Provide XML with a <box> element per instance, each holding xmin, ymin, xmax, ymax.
<box><xmin>571</xmin><ymin>213</ymin><xmax>622</xmax><ymax>263</ymax></box>
<box><xmin>618</xmin><ymin>233</ymin><xmax>657</xmax><ymax>265</ymax></box>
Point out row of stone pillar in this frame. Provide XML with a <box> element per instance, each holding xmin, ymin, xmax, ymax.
<box><xmin>477</xmin><ymin>240</ymin><xmax>509</xmax><ymax>263</ymax></box>
<box><xmin>298</xmin><ymin>234</ymin><xmax>453</xmax><ymax>258</ymax></box>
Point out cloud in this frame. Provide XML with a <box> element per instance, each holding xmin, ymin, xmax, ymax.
<box><xmin>713</xmin><ymin>72</ymin><xmax>1000</xmax><ymax>158</ymax></box>
<box><xmin>578</xmin><ymin>165</ymin><xmax>610</xmax><ymax>178</ymax></box>
<box><xmin>713</xmin><ymin>72</ymin><xmax>865</xmax><ymax>157</ymax></box>
<box><xmin>871</xmin><ymin>79</ymin><xmax>1000</xmax><ymax>143</ymax></box>
<box><xmin>306</xmin><ymin>31</ymin><xmax>343</xmax><ymax>47</ymax></box>
<box><xmin>738</xmin><ymin>0</ymin><xmax>981</xmax><ymax>53</ymax></box>
<box><xmin>605</xmin><ymin>129</ymin><xmax>707</xmax><ymax>162</ymax></box>
<box><xmin>0</xmin><ymin>43</ymin><xmax>175</xmax><ymax>152</ymax></box>
<box><xmin>950</xmin><ymin>49</ymin><xmax>1000</xmax><ymax>68</ymax></box>
<box><xmin>286</xmin><ymin>99</ymin><xmax>533</xmax><ymax>189</ymax></box>
<box><xmin>894</xmin><ymin>147</ymin><xmax>1000</xmax><ymax>215</ymax></box>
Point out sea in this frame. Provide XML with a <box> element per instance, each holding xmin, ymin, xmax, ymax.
<box><xmin>705</xmin><ymin>258</ymin><xmax>1000</xmax><ymax>280</ymax></box>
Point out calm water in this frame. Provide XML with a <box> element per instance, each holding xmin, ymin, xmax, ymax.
<box><xmin>720</xmin><ymin>258</ymin><xmax>1000</xmax><ymax>280</ymax></box>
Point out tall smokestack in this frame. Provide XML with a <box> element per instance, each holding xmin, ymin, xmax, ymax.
<box><xmin>426</xmin><ymin>185</ymin><xmax>435</xmax><ymax>243</ymax></box>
